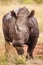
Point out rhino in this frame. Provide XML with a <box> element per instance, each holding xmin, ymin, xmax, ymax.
<box><xmin>2</xmin><ymin>7</ymin><xmax>39</xmax><ymax>59</ymax></box>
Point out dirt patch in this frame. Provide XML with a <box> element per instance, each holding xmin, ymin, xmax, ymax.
<box><xmin>33</xmin><ymin>44</ymin><xmax>43</xmax><ymax>57</ymax></box>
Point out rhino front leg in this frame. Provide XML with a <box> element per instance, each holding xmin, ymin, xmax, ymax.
<box><xmin>26</xmin><ymin>38</ymin><xmax>38</xmax><ymax>59</ymax></box>
<box><xmin>5</xmin><ymin>41</ymin><xmax>10</xmax><ymax>60</ymax></box>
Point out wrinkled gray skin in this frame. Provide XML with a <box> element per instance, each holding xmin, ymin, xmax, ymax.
<box><xmin>2</xmin><ymin>7</ymin><xmax>39</xmax><ymax>59</ymax></box>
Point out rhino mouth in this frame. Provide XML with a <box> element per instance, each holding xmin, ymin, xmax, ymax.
<box><xmin>15</xmin><ymin>46</ymin><xmax>24</xmax><ymax>55</ymax></box>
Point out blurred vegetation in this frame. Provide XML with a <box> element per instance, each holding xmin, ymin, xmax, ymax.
<box><xmin>0</xmin><ymin>51</ymin><xmax>26</xmax><ymax>65</ymax></box>
<box><xmin>0</xmin><ymin>0</ymin><xmax>43</xmax><ymax>4</ymax></box>
<box><xmin>18</xmin><ymin>0</ymin><xmax>34</xmax><ymax>4</ymax></box>
<box><xmin>34</xmin><ymin>0</ymin><xmax>43</xmax><ymax>3</ymax></box>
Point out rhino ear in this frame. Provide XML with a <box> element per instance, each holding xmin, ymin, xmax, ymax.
<box><xmin>11</xmin><ymin>10</ymin><xmax>17</xmax><ymax>18</ymax></box>
<box><xmin>28</xmin><ymin>10</ymin><xmax>35</xmax><ymax>18</ymax></box>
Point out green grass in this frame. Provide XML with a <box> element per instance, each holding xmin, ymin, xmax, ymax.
<box><xmin>14</xmin><ymin>56</ymin><xmax>26</xmax><ymax>65</ymax></box>
<box><xmin>0</xmin><ymin>52</ymin><xmax>26</xmax><ymax>65</ymax></box>
<box><xmin>0</xmin><ymin>55</ymin><xmax>7</xmax><ymax>65</ymax></box>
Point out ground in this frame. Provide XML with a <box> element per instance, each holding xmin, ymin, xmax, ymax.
<box><xmin>0</xmin><ymin>4</ymin><xmax>43</xmax><ymax>65</ymax></box>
